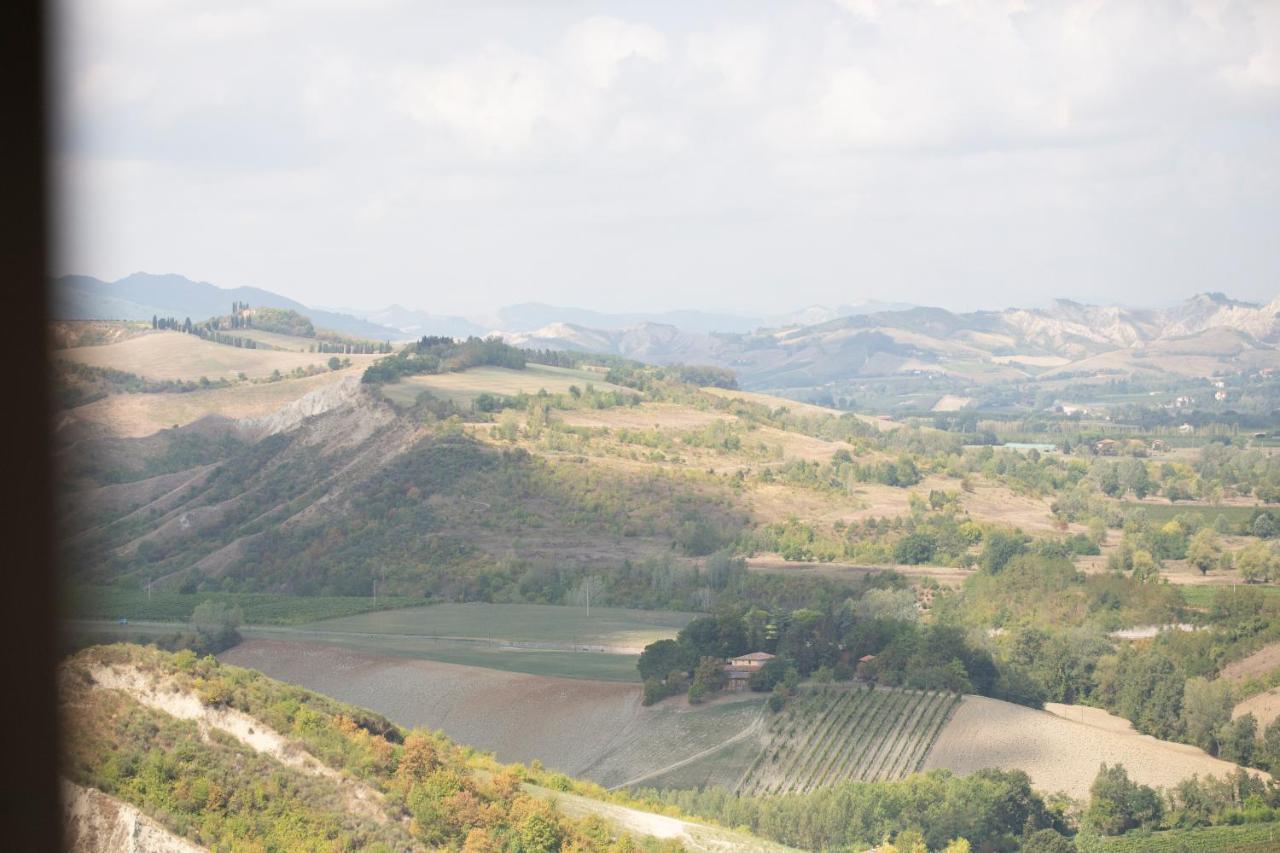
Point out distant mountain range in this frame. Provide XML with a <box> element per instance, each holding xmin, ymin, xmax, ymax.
<box><xmin>53</xmin><ymin>273</ymin><xmax>402</xmax><ymax>339</ymax></box>
<box><xmin>334</xmin><ymin>300</ymin><xmax>912</xmax><ymax>337</ymax></box>
<box><xmin>51</xmin><ymin>273</ymin><xmax>1280</xmax><ymax>392</ymax></box>
<box><xmin>53</xmin><ymin>272</ymin><xmax>910</xmax><ymax>341</ymax></box>
<box><xmin>498</xmin><ymin>292</ymin><xmax>1280</xmax><ymax>390</ymax></box>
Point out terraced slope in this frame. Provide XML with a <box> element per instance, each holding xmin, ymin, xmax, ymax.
<box><xmin>738</xmin><ymin>685</ymin><xmax>959</xmax><ymax>795</ymax></box>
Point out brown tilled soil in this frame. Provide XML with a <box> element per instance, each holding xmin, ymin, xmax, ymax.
<box><xmin>1235</xmin><ymin>689</ymin><xmax>1280</xmax><ymax>729</ymax></box>
<box><xmin>1221</xmin><ymin>642</ymin><xmax>1280</xmax><ymax>682</ymax></box>
<box><xmin>924</xmin><ymin>695</ymin><xmax>1264</xmax><ymax>800</ymax></box>
<box><xmin>220</xmin><ymin>639</ymin><xmax>764</xmax><ymax>789</ymax></box>
<box><xmin>218</xmin><ymin>642</ymin><xmax>643</xmax><ymax>768</ymax></box>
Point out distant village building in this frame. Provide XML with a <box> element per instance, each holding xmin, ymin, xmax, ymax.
<box><xmin>723</xmin><ymin>652</ymin><xmax>776</xmax><ymax>692</ymax></box>
<box><xmin>1094</xmin><ymin>438</ymin><xmax>1120</xmax><ymax>456</ymax></box>
<box><xmin>856</xmin><ymin>654</ymin><xmax>877</xmax><ymax>682</ymax></box>
<box><xmin>1179</xmin><ymin>423</ymin><xmax>1196</xmax><ymax>434</ymax></box>
<box><xmin>1150</xmin><ymin>439</ymin><xmax>1169</xmax><ymax>453</ymax></box>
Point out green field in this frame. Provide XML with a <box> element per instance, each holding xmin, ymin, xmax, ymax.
<box><xmin>1179</xmin><ymin>585</ymin><xmax>1280</xmax><ymax>607</ymax></box>
<box><xmin>234</xmin><ymin>328</ymin><xmax>324</xmax><ymax>352</ymax></box>
<box><xmin>242</xmin><ymin>626</ymin><xmax>647</xmax><ymax>682</ymax></box>
<box><xmin>64</xmin><ymin>597</ymin><xmax>690</xmax><ymax>682</ymax></box>
<box><xmin>230</xmin><ymin>602</ymin><xmax>696</xmax><ymax>682</ymax></box>
<box><xmin>380</xmin><ymin>364</ymin><xmax>626</xmax><ymax>407</ymax></box>
<box><xmin>309</xmin><ymin>602</ymin><xmax>693</xmax><ymax>649</ymax></box>
<box><xmin>64</xmin><ymin>586</ymin><xmax>426</xmax><ymax>625</ymax></box>
<box><xmin>1116</xmin><ymin>502</ymin><xmax>1276</xmax><ymax>526</ymax></box>
<box><xmin>1100</xmin><ymin>821</ymin><xmax>1280</xmax><ymax>851</ymax></box>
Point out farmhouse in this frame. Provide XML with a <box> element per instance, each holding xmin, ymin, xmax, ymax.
<box><xmin>1093</xmin><ymin>438</ymin><xmax>1120</xmax><ymax>456</ymax></box>
<box><xmin>856</xmin><ymin>654</ymin><xmax>877</xmax><ymax>682</ymax></box>
<box><xmin>723</xmin><ymin>651</ymin><xmax>775</xmax><ymax>692</ymax></box>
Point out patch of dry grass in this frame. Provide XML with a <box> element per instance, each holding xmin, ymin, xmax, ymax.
<box><xmin>382</xmin><ymin>365</ymin><xmax>628</xmax><ymax>407</ymax></box>
<box><xmin>66</xmin><ymin>369</ymin><xmax>361</xmax><ymax>437</ymax></box>
<box><xmin>62</xmin><ymin>330</ymin><xmax>378</xmax><ymax>381</ymax></box>
<box><xmin>557</xmin><ymin>403</ymin><xmax>732</xmax><ymax>430</ymax></box>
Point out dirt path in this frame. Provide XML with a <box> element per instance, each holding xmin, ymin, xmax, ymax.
<box><xmin>609</xmin><ymin>709</ymin><xmax>765</xmax><ymax>790</ymax></box>
<box><xmin>87</xmin><ymin>663</ymin><xmax>391</xmax><ymax>826</ymax></box>
<box><xmin>62</xmin><ymin>780</ymin><xmax>205</xmax><ymax>853</ymax></box>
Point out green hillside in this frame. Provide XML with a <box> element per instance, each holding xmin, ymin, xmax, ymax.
<box><xmin>63</xmin><ymin>644</ymin><xmax>780</xmax><ymax>852</ymax></box>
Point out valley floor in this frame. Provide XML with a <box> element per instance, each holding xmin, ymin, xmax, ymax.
<box><xmin>222</xmin><ymin>637</ymin><xmax>1265</xmax><ymax>804</ymax></box>
<box><xmin>221</xmin><ymin>638</ymin><xmax>764</xmax><ymax>790</ymax></box>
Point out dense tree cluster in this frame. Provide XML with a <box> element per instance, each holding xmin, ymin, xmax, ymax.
<box><xmin>638</xmin><ymin>576</ymin><xmax>1042</xmax><ymax>708</ymax></box>
<box><xmin>362</xmin><ymin>335</ymin><xmax>527</xmax><ymax>384</ymax></box>
<box><xmin>635</xmin><ymin>768</ymin><xmax>1068</xmax><ymax>851</ymax></box>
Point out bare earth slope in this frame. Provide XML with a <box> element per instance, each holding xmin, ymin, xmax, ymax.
<box><xmin>222</xmin><ymin>639</ymin><xmax>765</xmax><ymax>789</ymax></box>
<box><xmin>62</xmin><ymin>780</ymin><xmax>205</xmax><ymax>853</ymax></box>
<box><xmin>66</xmin><ymin>369</ymin><xmax>363</xmax><ymax>437</ymax></box>
<box><xmin>1220</xmin><ymin>640</ymin><xmax>1280</xmax><ymax>682</ymax></box>
<box><xmin>925</xmin><ymin>695</ymin><xmax>1261</xmax><ymax>800</ymax></box>
<box><xmin>1234</xmin><ymin>689</ymin><xmax>1280</xmax><ymax>730</ymax></box>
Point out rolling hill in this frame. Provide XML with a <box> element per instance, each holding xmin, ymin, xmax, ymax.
<box><xmin>221</xmin><ymin>639</ymin><xmax>1259</xmax><ymax>804</ymax></box>
<box><xmin>497</xmin><ymin>292</ymin><xmax>1280</xmax><ymax>395</ymax></box>
<box><xmin>54</xmin><ymin>272</ymin><xmax>401</xmax><ymax>339</ymax></box>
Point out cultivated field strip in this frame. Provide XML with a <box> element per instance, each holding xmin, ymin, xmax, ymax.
<box><xmin>737</xmin><ymin>685</ymin><xmax>960</xmax><ymax>795</ymax></box>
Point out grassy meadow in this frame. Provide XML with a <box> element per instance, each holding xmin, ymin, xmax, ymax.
<box><xmin>61</xmin><ymin>330</ymin><xmax>378</xmax><ymax>381</ymax></box>
<box><xmin>242</xmin><ymin>602</ymin><xmax>695</xmax><ymax>682</ymax></box>
<box><xmin>231</xmin><ymin>328</ymin><xmax>325</xmax><ymax>351</ymax></box>
<box><xmin>1100</xmin><ymin>821</ymin><xmax>1280</xmax><ymax>851</ymax></box>
<box><xmin>310</xmin><ymin>602</ymin><xmax>694</xmax><ymax>648</ymax></box>
<box><xmin>65</xmin><ymin>586</ymin><xmax>425</xmax><ymax>625</ymax></box>
<box><xmin>64</xmin><ymin>595</ymin><xmax>688</xmax><ymax>682</ymax></box>
<box><xmin>1116</xmin><ymin>501</ymin><xmax>1276</xmax><ymax>526</ymax></box>
<box><xmin>240</xmin><ymin>628</ymin><xmax>648</xmax><ymax>681</ymax></box>
<box><xmin>380</xmin><ymin>364</ymin><xmax>626</xmax><ymax>407</ymax></box>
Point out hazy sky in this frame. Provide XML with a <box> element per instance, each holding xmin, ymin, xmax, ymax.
<box><xmin>54</xmin><ymin>0</ymin><xmax>1280</xmax><ymax>316</ymax></box>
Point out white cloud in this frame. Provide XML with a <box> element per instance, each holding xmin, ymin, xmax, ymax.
<box><xmin>561</xmin><ymin>16</ymin><xmax>668</xmax><ymax>89</ymax></box>
<box><xmin>52</xmin><ymin>1</ymin><xmax>1280</xmax><ymax>313</ymax></box>
<box><xmin>393</xmin><ymin>47</ymin><xmax>565</xmax><ymax>155</ymax></box>
<box><xmin>686</xmin><ymin>26</ymin><xmax>767</xmax><ymax>98</ymax></box>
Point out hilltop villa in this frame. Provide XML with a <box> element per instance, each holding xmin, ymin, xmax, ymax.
<box><xmin>724</xmin><ymin>651</ymin><xmax>775</xmax><ymax>692</ymax></box>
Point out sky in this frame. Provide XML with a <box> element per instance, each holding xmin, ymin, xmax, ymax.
<box><xmin>53</xmin><ymin>0</ymin><xmax>1280</xmax><ymax>317</ymax></box>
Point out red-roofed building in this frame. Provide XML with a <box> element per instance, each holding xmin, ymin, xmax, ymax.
<box><xmin>723</xmin><ymin>651</ymin><xmax>776</xmax><ymax>692</ymax></box>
